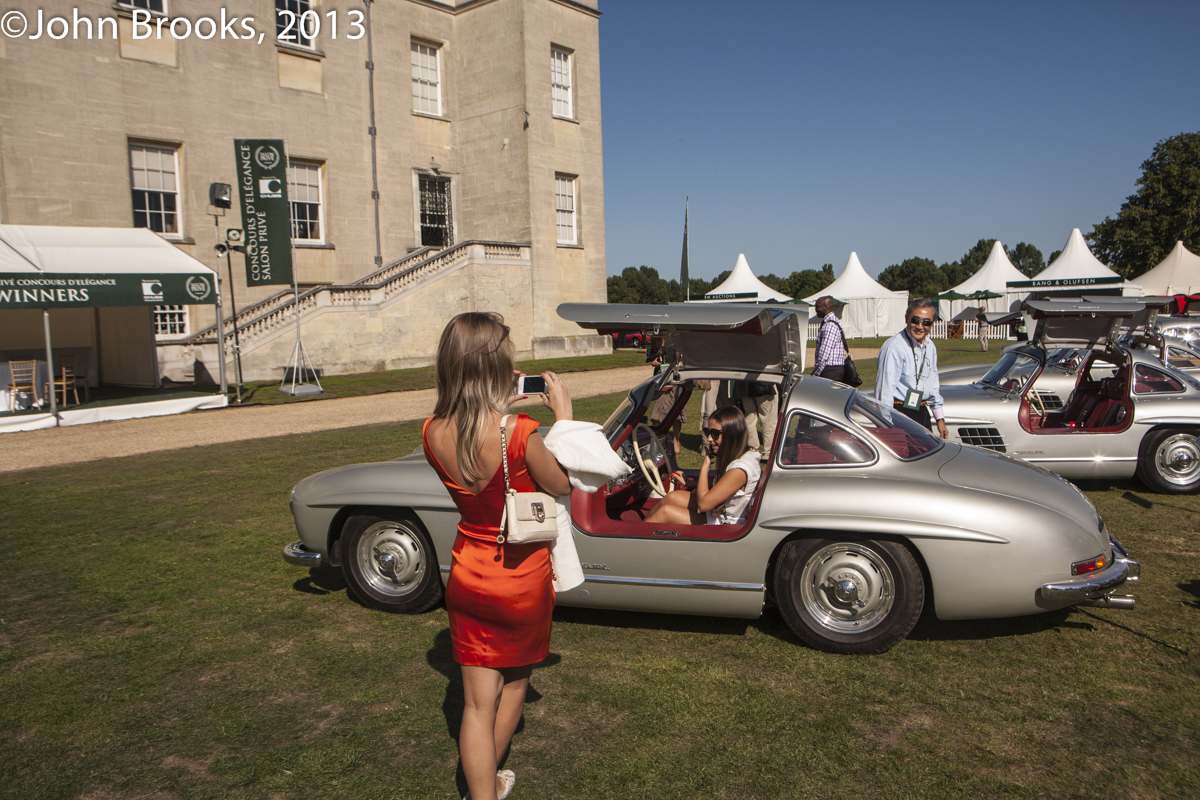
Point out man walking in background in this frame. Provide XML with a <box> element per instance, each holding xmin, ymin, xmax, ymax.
<box><xmin>812</xmin><ymin>296</ymin><xmax>848</xmax><ymax>382</ymax></box>
<box><xmin>875</xmin><ymin>298</ymin><xmax>949</xmax><ymax>438</ymax></box>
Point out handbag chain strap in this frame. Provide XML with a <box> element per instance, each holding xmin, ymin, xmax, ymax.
<box><xmin>499</xmin><ymin>414</ymin><xmax>513</xmax><ymax>494</ymax></box>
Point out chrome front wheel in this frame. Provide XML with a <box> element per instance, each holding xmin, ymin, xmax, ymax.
<box><xmin>341</xmin><ymin>514</ymin><xmax>443</xmax><ymax>613</ymax></box>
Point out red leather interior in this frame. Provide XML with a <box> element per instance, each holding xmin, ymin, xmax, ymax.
<box><xmin>571</xmin><ymin>454</ymin><xmax>771</xmax><ymax>542</ymax></box>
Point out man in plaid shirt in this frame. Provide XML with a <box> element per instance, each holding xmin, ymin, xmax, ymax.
<box><xmin>812</xmin><ymin>296</ymin><xmax>848</xmax><ymax>382</ymax></box>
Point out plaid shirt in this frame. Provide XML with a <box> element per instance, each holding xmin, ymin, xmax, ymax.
<box><xmin>813</xmin><ymin>314</ymin><xmax>848</xmax><ymax>376</ymax></box>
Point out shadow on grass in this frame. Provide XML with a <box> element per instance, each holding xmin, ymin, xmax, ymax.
<box><xmin>907</xmin><ymin>607</ymin><xmax>1082</xmax><ymax>643</ymax></box>
<box><xmin>557</xmin><ymin>601</ymin><xmax>1093</xmax><ymax>652</ymax></box>
<box><xmin>1179</xmin><ymin>579</ymin><xmax>1200</xmax><ymax>610</ymax></box>
<box><xmin>553</xmin><ymin>605</ymin><xmax>753</xmax><ymax>637</ymax></box>
<box><xmin>291</xmin><ymin>562</ymin><xmax>347</xmax><ymax>596</ymax></box>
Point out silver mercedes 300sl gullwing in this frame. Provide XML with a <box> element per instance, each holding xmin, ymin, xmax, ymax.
<box><xmin>284</xmin><ymin>303</ymin><xmax>1138</xmax><ymax>654</ymax></box>
<box><xmin>939</xmin><ymin>297</ymin><xmax>1200</xmax><ymax>407</ymax></box>
<box><xmin>940</xmin><ymin>300</ymin><xmax>1200</xmax><ymax>494</ymax></box>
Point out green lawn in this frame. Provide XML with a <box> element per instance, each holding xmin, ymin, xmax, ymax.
<box><xmin>2</xmin><ymin>374</ymin><xmax>1197</xmax><ymax>800</ymax></box>
<box><xmin>238</xmin><ymin>351</ymin><xmax>650</xmax><ymax>405</ymax></box>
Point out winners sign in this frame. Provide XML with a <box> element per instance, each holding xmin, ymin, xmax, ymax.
<box><xmin>235</xmin><ymin>139</ymin><xmax>294</xmax><ymax>287</ymax></box>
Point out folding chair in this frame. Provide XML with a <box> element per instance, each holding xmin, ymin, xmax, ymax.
<box><xmin>45</xmin><ymin>355</ymin><xmax>80</xmax><ymax>407</ymax></box>
<box><xmin>6</xmin><ymin>360</ymin><xmax>40</xmax><ymax>411</ymax></box>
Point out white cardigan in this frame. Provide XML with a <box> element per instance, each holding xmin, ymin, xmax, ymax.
<box><xmin>542</xmin><ymin>420</ymin><xmax>632</xmax><ymax>591</ymax></box>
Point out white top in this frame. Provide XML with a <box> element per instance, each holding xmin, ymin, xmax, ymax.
<box><xmin>707</xmin><ymin>450</ymin><xmax>762</xmax><ymax>525</ymax></box>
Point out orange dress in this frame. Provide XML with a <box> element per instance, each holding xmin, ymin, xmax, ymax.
<box><xmin>422</xmin><ymin>414</ymin><xmax>555</xmax><ymax>668</ymax></box>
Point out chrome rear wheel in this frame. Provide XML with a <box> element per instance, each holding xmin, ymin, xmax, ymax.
<box><xmin>1138</xmin><ymin>429</ymin><xmax>1200</xmax><ymax>494</ymax></box>
<box><xmin>775</xmin><ymin>537</ymin><xmax>924</xmax><ymax>654</ymax></box>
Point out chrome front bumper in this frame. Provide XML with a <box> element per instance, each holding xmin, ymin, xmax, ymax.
<box><xmin>283</xmin><ymin>540</ymin><xmax>323</xmax><ymax>568</ymax></box>
<box><xmin>1038</xmin><ymin>535</ymin><xmax>1140</xmax><ymax>606</ymax></box>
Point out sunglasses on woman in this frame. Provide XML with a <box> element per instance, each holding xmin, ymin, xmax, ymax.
<box><xmin>702</xmin><ymin>427</ymin><xmax>723</xmax><ymax>439</ymax></box>
<box><xmin>908</xmin><ymin>317</ymin><xmax>935</xmax><ymax>327</ymax></box>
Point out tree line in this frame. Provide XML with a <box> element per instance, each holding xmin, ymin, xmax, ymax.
<box><xmin>609</xmin><ymin>131</ymin><xmax>1199</xmax><ymax>305</ymax></box>
<box><xmin>607</xmin><ymin>264</ymin><xmax>836</xmax><ymax>306</ymax></box>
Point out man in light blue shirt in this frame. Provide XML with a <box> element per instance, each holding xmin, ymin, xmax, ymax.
<box><xmin>874</xmin><ymin>298</ymin><xmax>949</xmax><ymax>438</ymax></box>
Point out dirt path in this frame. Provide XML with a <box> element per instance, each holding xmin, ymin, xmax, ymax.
<box><xmin>1</xmin><ymin>349</ymin><xmax>879</xmax><ymax>474</ymax></box>
<box><xmin>0</xmin><ymin>366</ymin><xmax>654</xmax><ymax>474</ymax></box>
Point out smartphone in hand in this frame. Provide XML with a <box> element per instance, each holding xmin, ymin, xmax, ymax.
<box><xmin>517</xmin><ymin>375</ymin><xmax>547</xmax><ymax>395</ymax></box>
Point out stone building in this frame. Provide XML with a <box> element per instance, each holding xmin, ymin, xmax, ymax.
<box><xmin>0</xmin><ymin>0</ymin><xmax>608</xmax><ymax>383</ymax></box>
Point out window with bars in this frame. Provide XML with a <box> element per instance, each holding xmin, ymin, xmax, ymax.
<box><xmin>419</xmin><ymin>175</ymin><xmax>453</xmax><ymax>248</ymax></box>
<box><xmin>555</xmin><ymin>174</ymin><xmax>577</xmax><ymax>245</ymax></box>
<box><xmin>276</xmin><ymin>0</ymin><xmax>314</xmax><ymax>48</ymax></box>
<box><xmin>411</xmin><ymin>40</ymin><xmax>441</xmax><ymax>116</ymax></box>
<box><xmin>119</xmin><ymin>0</ymin><xmax>165</xmax><ymax>12</ymax></box>
<box><xmin>551</xmin><ymin>47</ymin><xmax>573</xmax><ymax>118</ymax></box>
<box><xmin>129</xmin><ymin>143</ymin><xmax>179</xmax><ymax>236</ymax></box>
<box><xmin>154</xmin><ymin>305</ymin><xmax>188</xmax><ymax>337</ymax></box>
<box><xmin>288</xmin><ymin>160</ymin><xmax>323</xmax><ymax>242</ymax></box>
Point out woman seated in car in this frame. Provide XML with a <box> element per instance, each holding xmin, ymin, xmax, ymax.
<box><xmin>643</xmin><ymin>406</ymin><xmax>761</xmax><ymax>526</ymax></box>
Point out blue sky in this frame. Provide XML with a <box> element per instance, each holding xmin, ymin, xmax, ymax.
<box><xmin>598</xmin><ymin>0</ymin><xmax>1200</xmax><ymax>282</ymax></box>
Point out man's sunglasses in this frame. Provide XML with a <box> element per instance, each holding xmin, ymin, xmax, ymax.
<box><xmin>702</xmin><ymin>427</ymin><xmax>723</xmax><ymax>438</ymax></box>
<box><xmin>908</xmin><ymin>317</ymin><xmax>935</xmax><ymax>328</ymax></box>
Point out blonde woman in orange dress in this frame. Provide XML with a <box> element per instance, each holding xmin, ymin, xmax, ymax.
<box><xmin>422</xmin><ymin>312</ymin><xmax>573</xmax><ymax>800</ymax></box>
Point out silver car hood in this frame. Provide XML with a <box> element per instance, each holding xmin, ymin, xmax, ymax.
<box><xmin>936</xmin><ymin>442</ymin><xmax>1101</xmax><ymax>532</ymax></box>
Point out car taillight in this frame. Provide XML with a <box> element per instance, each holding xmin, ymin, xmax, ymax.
<box><xmin>1072</xmin><ymin>554</ymin><xmax>1107</xmax><ymax>575</ymax></box>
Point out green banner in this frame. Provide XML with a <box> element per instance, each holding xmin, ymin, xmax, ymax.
<box><xmin>235</xmin><ymin>138</ymin><xmax>294</xmax><ymax>287</ymax></box>
<box><xmin>0</xmin><ymin>272</ymin><xmax>217</xmax><ymax>309</ymax></box>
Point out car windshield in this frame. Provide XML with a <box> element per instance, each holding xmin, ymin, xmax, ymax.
<box><xmin>978</xmin><ymin>351</ymin><xmax>1041</xmax><ymax>392</ymax></box>
<box><xmin>1044</xmin><ymin>348</ymin><xmax>1083</xmax><ymax>370</ymax></box>
<box><xmin>846</xmin><ymin>393</ymin><xmax>943</xmax><ymax>459</ymax></box>
<box><xmin>601</xmin><ymin>377</ymin><xmax>662</xmax><ymax>440</ymax></box>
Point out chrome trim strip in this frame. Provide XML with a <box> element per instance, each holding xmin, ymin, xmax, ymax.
<box><xmin>283</xmin><ymin>540</ymin><xmax>322</xmax><ymax>568</ymax></box>
<box><xmin>1024</xmin><ymin>456</ymin><xmax>1138</xmax><ymax>463</ymax></box>
<box><xmin>582</xmin><ymin>574</ymin><xmax>764</xmax><ymax>591</ymax></box>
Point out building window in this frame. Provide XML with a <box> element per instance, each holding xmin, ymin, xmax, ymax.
<box><xmin>555</xmin><ymin>174</ymin><xmax>577</xmax><ymax>245</ymax></box>
<box><xmin>551</xmin><ymin>47</ymin><xmax>573</xmax><ymax>118</ymax></box>
<box><xmin>129</xmin><ymin>143</ymin><xmax>179</xmax><ymax>236</ymax></box>
<box><xmin>419</xmin><ymin>175</ymin><xmax>453</xmax><ymax>248</ymax></box>
<box><xmin>276</xmin><ymin>0</ymin><xmax>314</xmax><ymax>48</ymax></box>
<box><xmin>411</xmin><ymin>40</ymin><xmax>441</xmax><ymax>116</ymax></box>
<box><xmin>118</xmin><ymin>0</ymin><xmax>166</xmax><ymax>12</ymax></box>
<box><xmin>154</xmin><ymin>305</ymin><xmax>188</xmax><ymax>337</ymax></box>
<box><xmin>288</xmin><ymin>160</ymin><xmax>323</xmax><ymax>242</ymax></box>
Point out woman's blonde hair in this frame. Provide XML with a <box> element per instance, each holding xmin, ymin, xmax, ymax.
<box><xmin>432</xmin><ymin>312</ymin><xmax>515</xmax><ymax>484</ymax></box>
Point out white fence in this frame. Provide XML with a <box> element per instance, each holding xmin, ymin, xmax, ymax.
<box><xmin>806</xmin><ymin>320</ymin><xmax>1010</xmax><ymax>342</ymax></box>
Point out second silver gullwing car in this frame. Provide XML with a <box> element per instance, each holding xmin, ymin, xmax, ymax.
<box><xmin>941</xmin><ymin>300</ymin><xmax>1200</xmax><ymax>493</ymax></box>
<box><xmin>284</xmin><ymin>303</ymin><xmax>1139</xmax><ymax>655</ymax></box>
<box><xmin>939</xmin><ymin>297</ymin><xmax>1200</xmax><ymax>411</ymax></box>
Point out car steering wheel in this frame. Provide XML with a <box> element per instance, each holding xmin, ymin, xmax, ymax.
<box><xmin>1027</xmin><ymin>389</ymin><xmax>1046</xmax><ymax>419</ymax></box>
<box><xmin>633</xmin><ymin>423</ymin><xmax>669</xmax><ymax>498</ymax></box>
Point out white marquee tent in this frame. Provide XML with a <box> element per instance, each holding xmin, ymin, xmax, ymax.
<box><xmin>1031</xmin><ymin>228</ymin><xmax>1122</xmax><ymax>283</ymax></box>
<box><xmin>1133</xmin><ymin>240</ymin><xmax>1200</xmax><ymax>295</ymax></box>
<box><xmin>1010</xmin><ymin>227</ymin><xmax>1140</xmax><ymax>298</ymax></box>
<box><xmin>695</xmin><ymin>253</ymin><xmax>791</xmax><ymax>303</ymax></box>
<box><xmin>939</xmin><ymin>240</ymin><xmax>1028</xmax><ymax>319</ymax></box>
<box><xmin>0</xmin><ymin>225</ymin><xmax>226</xmax><ymax>433</ymax></box>
<box><xmin>803</xmin><ymin>252</ymin><xmax>907</xmax><ymax>338</ymax></box>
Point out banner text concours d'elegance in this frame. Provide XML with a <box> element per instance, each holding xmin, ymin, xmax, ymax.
<box><xmin>0</xmin><ymin>274</ymin><xmax>215</xmax><ymax>309</ymax></box>
<box><xmin>235</xmin><ymin>139</ymin><xmax>294</xmax><ymax>287</ymax></box>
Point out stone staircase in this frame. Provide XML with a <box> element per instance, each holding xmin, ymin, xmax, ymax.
<box><xmin>159</xmin><ymin>241</ymin><xmax>532</xmax><ymax>382</ymax></box>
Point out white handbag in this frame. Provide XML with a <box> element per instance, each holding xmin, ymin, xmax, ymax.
<box><xmin>498</xmin><ymin>415</ymin><xmax>559</xmax><ymax>544</ymax></box>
